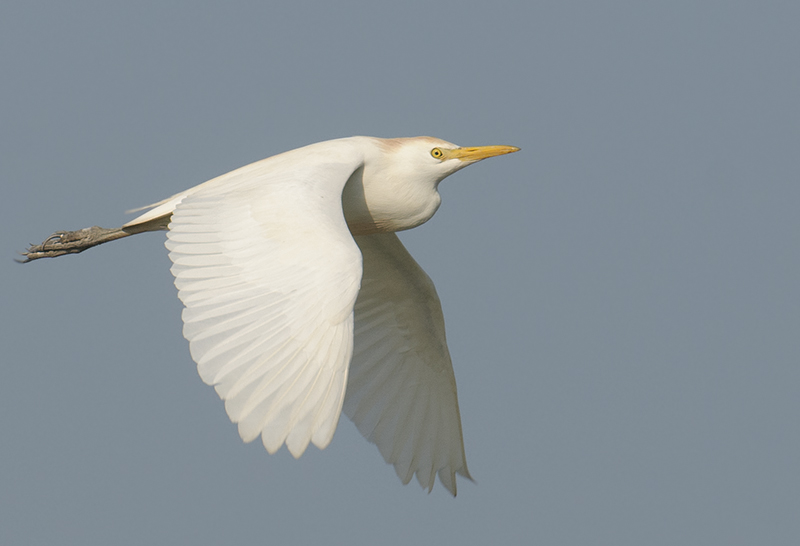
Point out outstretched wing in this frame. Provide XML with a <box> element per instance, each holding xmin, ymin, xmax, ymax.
<box><xmin>165</xmin><ymin>144</ymin><xmax>364</xmax><ymax>457</ymax></box>
<box><xmin>344</xmin><ymin>233</ymin><xmax>471</xmax><ymax>496</ymax></box>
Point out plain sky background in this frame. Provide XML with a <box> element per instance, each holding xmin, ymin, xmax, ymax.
<box><xmin>2</xmin><ymin>1</ymin><xmax>799</xmax><ymax>544</ymax></box>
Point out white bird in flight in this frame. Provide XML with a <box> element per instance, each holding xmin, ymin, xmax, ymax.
<box><xmin>23</xmin><ymin>136</ymin><xmax>519</xmax><ymax>495</ymax></box>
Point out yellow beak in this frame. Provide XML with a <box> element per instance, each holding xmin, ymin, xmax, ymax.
<box><xmin>445</xmin><ymin>145</ymin><xmax>520</xmax><ymax>162</ymax></box>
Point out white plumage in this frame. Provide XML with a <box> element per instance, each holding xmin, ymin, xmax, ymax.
<box><xmin>347</xmin><ymin>233</ymin><xmax>469</xmax><ymax>493</ymax></box>
<box><xmin>26</xmin><ymin>136</ymin><xmax>519</xmax><ymax>495</ymax></box>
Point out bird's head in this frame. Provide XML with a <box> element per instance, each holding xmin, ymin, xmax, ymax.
<box><xmin>373</xmin><ymin>136</ymin><xmax>520</xmax><ymax>186</ymax></box>
<box><xmin>343</xmin><ymin>136</ymin><xmax>519</xmax><ymax>234</ymax></box>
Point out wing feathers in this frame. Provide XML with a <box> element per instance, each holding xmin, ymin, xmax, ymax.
<box><xmin>162</xmin><ymin>141</ymin><xmax>471</xmax><ymax>494</ymax></box>
<box><xmin>166</xmin><ymin>143</ymin><xmax>364</xmax><ymax>458</ymax></box>
<box><xmin>344</xmin><ymin>233</ymin><xmax>471</xmax><ymax>495</ymax></box>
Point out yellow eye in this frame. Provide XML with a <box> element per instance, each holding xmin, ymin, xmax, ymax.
<box><xmin>431</xmin><ymin>147</ymin><xmax>444</xmax><ymax>159</ymax></box>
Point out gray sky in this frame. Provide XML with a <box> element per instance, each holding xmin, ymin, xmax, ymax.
<box><xmin>2</xmin><ymin>1</ymin><xmax>799</xmax><ymax>544</ymax></box>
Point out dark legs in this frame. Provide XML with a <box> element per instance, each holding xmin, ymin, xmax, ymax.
<box><xmin>20</xmin><ymin>226</ymin><xmax>136</xmax><ymax>262</ymax></box>
<box><xmin>20</xmin><ymin>216</ymin><xmax>170</xmax><ymax>263</ymax></box>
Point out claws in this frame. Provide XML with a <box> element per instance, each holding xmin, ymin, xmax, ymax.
<box><xmin>19</xmin><ymin>233</ymin><xmax>75</xmax><ymax>262</ymax></box>
<box><xmin>42</xmin><ymin>232</ymin><xmax>67</xmax><ymax>248</ymax></box>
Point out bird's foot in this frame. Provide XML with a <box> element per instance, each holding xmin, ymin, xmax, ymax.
<box><xmin>19</xmin><ymin>226</ymin><xmax>124</xmax><ymax>262</ymax></box>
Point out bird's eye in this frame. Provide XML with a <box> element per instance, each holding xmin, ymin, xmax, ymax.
<box><xmin>430</xmin><ymin>148</ymin><xmax>444</xmax><ymax>159</ymax></box>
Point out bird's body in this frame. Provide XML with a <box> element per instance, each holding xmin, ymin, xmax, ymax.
<box><xmin>128</xmin><ymin>137</ymin><xmax>457</xmax><ymax>234</ymax></box>
<box><xmin>23</xmin><ymin>136</ymin><xmax>519</xmax><ymax>495</ymax></box>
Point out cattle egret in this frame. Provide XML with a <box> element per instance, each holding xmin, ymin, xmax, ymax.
<box><xmin>23</xmin><ymin>136</ymin><xmax>519</xmax><ymax>495</ymax></box>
